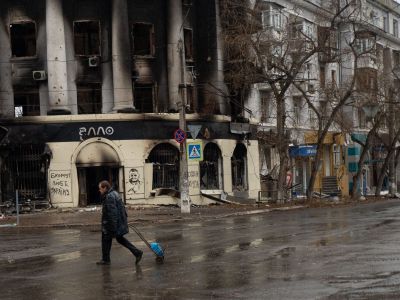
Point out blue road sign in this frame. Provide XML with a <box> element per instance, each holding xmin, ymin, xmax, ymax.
<box><xmin>187</xmin><ymin>141</ymin><xmax>203</xmax><ymax>161</ymax></box>
<box><xmin>174</xmin><ymin>128</ymin><xmax>186</xmax><ymax>144</ymax></box>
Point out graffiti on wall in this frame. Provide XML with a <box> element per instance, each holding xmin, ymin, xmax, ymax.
<box><xmin>49</xmin><ymin>170</ymin><xmax>72</xmax><ymax>201</ymax></box>
<box><xmin>125</xmin><ymin>167</ymin><xmax>144</xmax><ymax>199</ymax></box>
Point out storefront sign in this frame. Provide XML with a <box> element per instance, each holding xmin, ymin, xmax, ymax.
<box><xmin>289</xmin><ymin>145</ymin><xmax>317</xmax><ymax>157</ymax></box>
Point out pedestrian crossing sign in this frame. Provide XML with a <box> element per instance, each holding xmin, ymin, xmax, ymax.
<box><xmin>187</xmin><ymin>141</ymin><xmax>203</xmax><ymax>161</ymax></box>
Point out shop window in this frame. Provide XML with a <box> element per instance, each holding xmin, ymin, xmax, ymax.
<box><xmin>1</xmin><ymin>144</ymin><xmax>48</xmax><ymax>202</ymax></box>
<box><xmin>231</xmin><ymin>144</ymin><xmax>248</xmax><ymax>191</ymax></box>
<box><xmin>14</xmin><ymin>89</ymin><xmax>40</xmax><ymax>117</ymax></box>
<box><xmin>147</xmin><ymin>143</ymin><xmax>179</xmax><ymax>190</ymax></box>
<box><xmin>73</xmin><ymin>20</ymin><xmax>101</xmax><ymax>56</ymax></box>
<box><xmin>184</xmin><ymin>28</ymin><xmax>193</xmax><ymax>61</ymax></box>
<box><xmin>77</xmin><ymin>83</ymin><xmax>102</xmax><ymax>114</ymax></box>
<box><xmin>132</xmin><ymin>23</ymin><xmax>155</xmax><ymax>56</ymax></box>
<box><xmin>134</xmin><ymin>84</ymin><xmax>154</xmax><ymax>113</ymax></box>
<box><xmin>200</xmin><ymin>143</ymin><xmax>223</xmax><ymax>190</ymax></box>
<box><xmin>10</xmin><ymin>22</ymin><xmax>36</xmax><ymax>57</ymax></box>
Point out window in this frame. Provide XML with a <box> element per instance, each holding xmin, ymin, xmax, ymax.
<box><xmin>290</xmin><ymin>20</ymin><xmax>313</xmax><ymax>39</ymax></box>
<box><xmin>358</xmin><ymin>107</ymin><xmax>366</xmax><ymax>128</ymax></box>
<box><xmin>354</xmin><ymin>32</ymin><xmax>376</xmax><ymax>54</ymax></box>
<box><xmin>77</xmin><ymin>83</ymin><xmax>102</xmax><ymax>114</ymax></box>
<box><xmin>132</xmin><ymin>23</ymin><xmax>154</xmax><ymax>56</ymax></box>
<box><xmin>184</xmin><ymin>28</ymin><xmax>193</xmax><ymax>61</ymax></box>
<box><xmin>231</xmin><ymin>144</ymin><xmax>248</xmax><ymax>191</ymax></box>
<box><xmin>73</xmin><ymin>21</ymin><xmax>101</xmax><ymax>56</ymax></box>
<box><xmin>14</xmin><ymin>89</ymin><xmax>40</xmax><ymax>117</ymax></box>
<box><xmin>200</xmin><ymin>143</ymin><xmax>223</xmax><ymax>190</ymax></box>
<box><xmin>147</xmin><ymin>143</ymin><xmax>179</xmax><ymax>190</ymax></box>
<box><xmin>293</xmin><ymin>96</ymin><xmax>302</xmax><ymax>124</ymax></box>
<box><xmin>260</xmin><ymin>90</ymin><xmax>272</xmax><ymax>123</ymax></box>
<box><xmin>262</xmin><ymin>6</ymin><xmax>283</xmax><ymax>29</ymax></box>
<box><xmin>1</xmin><ymin>144</ymin><xmax>48</xmax><ymax>202</ymax></box>
<box><xmin>394</xmin><ymin>50</ymin><xmax>400</xmax><ymax>66</ymax></box>
<box><xmin>134</xmin><ymin>83</ymin><xmax>154</xmax><ymax>113</ymax></box>
<box><xmin>186</xmin><ymin>85</ymin><xmax>195</xmax><ymax>113</ymax></box>
<box><xmin>10</xmin><ymin>22</ymin><xmax>36</xmax><ymax>57</ymax></box>
<box><xmin>394</xmin><ymin>20</ymin><xmax>399</xmax><ymax>38</ymax></box>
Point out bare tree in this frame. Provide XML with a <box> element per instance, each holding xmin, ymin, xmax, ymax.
<box><xmin>220</xmin><ymin>0</ymin><xmax>363</xmax><ymax>200</ymax></box>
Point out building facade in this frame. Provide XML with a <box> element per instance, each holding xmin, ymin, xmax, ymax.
<box><xmin>0</xmin><ymin>0</ymin><xmax>260</xmax><ymax>207</ymax></box>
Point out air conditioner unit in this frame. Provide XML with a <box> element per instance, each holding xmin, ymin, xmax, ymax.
<box><xmin>88</xmin><ymin>56</ymin><xmax>100</xmax><ymax>67</ymax></box>
<box><xmin>32</xmin><ymin>70</ymin><xmax>47</xmax><ymax>81</ymax></box>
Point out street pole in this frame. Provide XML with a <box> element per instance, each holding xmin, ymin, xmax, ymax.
<box><xmin>178</xmin><ymin>38</ymin><xmax>190</xmax><ymax>214</ymax></box>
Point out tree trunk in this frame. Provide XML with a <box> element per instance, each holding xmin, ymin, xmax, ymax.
<box><xmin>276</xmin><ymin>95</ymin><xmax>288</xmax><ymax>202</ymax></box>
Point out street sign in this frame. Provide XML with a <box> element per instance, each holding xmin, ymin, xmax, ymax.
<box><xmin>187</xmin><ymin>124</ymin><xmax>202</xmax><ymax>139</ymax></box>
<box><xmin>187</xmin><ymin>141</ymin><xmax>203</xmax><ymax>161</ymax></box>
<box><xmin>174</xmin><ymin>128</ymin><xmax>187</xmax><ymax>144</ymax></box>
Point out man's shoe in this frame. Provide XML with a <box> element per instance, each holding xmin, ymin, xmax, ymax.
<box><xmin>96</xmin><ymin>260</ymin><xmax>110</xmax><ymax>265</ymax></box>
<box><xmin>135</xmin><ymin>251</ymin><xmax>143</xmax><ymax>265</ymax></box>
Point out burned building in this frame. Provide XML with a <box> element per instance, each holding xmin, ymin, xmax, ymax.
<box><xmin>0</xmin><ymin>0</ymin><xmax>260</xmax><ymax>207</ymax></box>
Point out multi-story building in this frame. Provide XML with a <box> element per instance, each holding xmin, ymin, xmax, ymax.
<box><xmin>0</xmin><ymin>0</ymin><xmax>261</xmax><ymax>208</ymax></box>
<box><xmin>234</xmin><ymin>0</ymin><xmax>400</xmax><ymax>198</ymax></box>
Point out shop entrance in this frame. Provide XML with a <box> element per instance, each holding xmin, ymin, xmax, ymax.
<box><xmin>77</xmin><ymin>166</ymin><xmax>121</xmax><ymax>206</ymax></box>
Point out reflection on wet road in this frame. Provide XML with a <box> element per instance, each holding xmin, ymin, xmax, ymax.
<box><xmin>2</xmin><ymin>200</ymin><xmax>400</xmax><ymax>299</ymax></box>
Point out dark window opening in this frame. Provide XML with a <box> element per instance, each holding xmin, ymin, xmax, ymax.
<box><xmin>231</xmin><ymin>143</ymin><xmax>248</xmax><ymax>191</ymax></box>
<box><xmin>1</xmin><ymin>144</ymin><xmax>48</xmax><ymax>203</ymax></box>
<box><xmin>74</xmin><ymin>20</ymin><xmax>101</xmax><ymax>56</ymax></box>
<box><xmin>132</xmin><ymin>23</ymin><xmax>154</xmax><ymax>56</ymax></box>
<box><xmin>186</xmin><ymin>85</ymin><xmax>195</xmax><ymax>113</ymax></box>
<box><xmin>200</xmin><ymin>143</ymin><xmax>223</xmax><ymax>190</ymax></box>
<box><xmin>77</xmin><ymin>83</ymin><xmax>102</xmax><ymax>114</ymax></box>
<box><xmin>147</xmin><ymin>143</ymin><xmax>179</xmax><ymax>190</ymax></box>
<box><xmin>184</xmin><ymin>28</ymin><xmax>193</xmax><ymax>60</ymax></box>
<box><xmin>10</xmin><ymin>22</ymin><xmax>36</xmax><ymax>57</ymax></box>
<box><xmin>134</xmin><ymin>84</ymin><xmax>154</xmax><ymax>112</ymax></box>
<box><xmin>14</xmin><ymin>89</ymin><xmax>40</xmax><ymax>117</ymax></box>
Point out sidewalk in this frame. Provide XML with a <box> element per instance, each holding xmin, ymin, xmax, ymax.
<box><xmin>0</xmin><ymin>203</ymin><xmax>304</xmax><ymax>228</ymax></box>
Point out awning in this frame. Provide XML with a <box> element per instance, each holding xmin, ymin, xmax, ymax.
<box><xmin>289</xmin><ymin>145</ymin><xmax>317</xmax><ymax>157</ymax></box>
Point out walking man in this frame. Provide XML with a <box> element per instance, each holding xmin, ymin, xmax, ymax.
<box><xmin>96</xmin><ymin>180</ymin><xmax>143</xmax><ymax>265</ymax></box>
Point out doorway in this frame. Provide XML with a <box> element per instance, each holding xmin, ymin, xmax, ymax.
<box><xmin>77</xmin><ymin>166</ymin><xmax>121</xmax><ymax>206</ymax></box>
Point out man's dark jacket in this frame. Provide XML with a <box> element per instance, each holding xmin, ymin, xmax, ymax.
<box><xmin>101</xmin><ymin>188</ymin><xmax>129</xmax><ymax>236</ymax></box>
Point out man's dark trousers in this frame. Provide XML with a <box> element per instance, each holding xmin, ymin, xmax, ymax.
<box><xmin>102</xmin><ymin>232</ymin><xmax>142</xmax><ymax>262</ymax></box>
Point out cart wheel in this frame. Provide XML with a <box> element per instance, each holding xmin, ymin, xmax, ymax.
<box><xmin>155</xmin><ymin>256</ymin><xmax>164</xmax><ymax>264</ymax></box>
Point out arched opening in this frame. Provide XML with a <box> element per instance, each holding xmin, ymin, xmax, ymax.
<box><xmin>147</xmin><ymin>143</ymin><xmax>179</xmax><ymax>190</ymax></box>
<box><xmin>75</xmin><ymin>141</ymin><xmax>121</xmax><ymax>206</ymax></box>
<box><xmin>231</xmin><ymin>143</ymin><xmax>248</xmax><ymax>191</ymax></box>
<box><xmin>200</xmin><ymin>142</ymin><xmax>223</xmax><ymax>190</ymax></box>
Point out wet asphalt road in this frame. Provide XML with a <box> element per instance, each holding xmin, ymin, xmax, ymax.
<box><xmin>2</xmin><ymin>200</ymin><xmax>400</xmax><ymax>299</ymax></box>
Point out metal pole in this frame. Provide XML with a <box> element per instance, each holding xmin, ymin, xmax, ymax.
<box><xmin>16</xmin><ymin>190</ymin><xmax>19</xmax><ymax>226</ymax></box>
<box><xmin>178</xmin><ymin>38</ymin><xmax>190</xmax><ymax>214</ymax></box>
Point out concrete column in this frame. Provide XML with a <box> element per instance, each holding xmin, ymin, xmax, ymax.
<box><xmin>102</xmin><ymin>22</ymin><xmax>114</xmax><ymax>113</ymax></box>
<box><xmin>167</xmin><ymin>0</ymin><xmax>184</xmax><ymax>112</ymax></box>
<box><xmin>46</xmin><ymin>0</ymin><xmax>71</xmax><ymax>115</ymax></box>
<box><xmin>111</xmin><ymin>0</ymin><xmax>135</xmax><ymax>112</ymax></box>
<box><xmin>0</xmin><ymin>19</ymin><xmax>13</xmax><ymax>117</ymax></box>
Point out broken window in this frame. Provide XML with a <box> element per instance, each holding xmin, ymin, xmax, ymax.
<box><xmin>1</xmin><ymin>144</ymin><xmax>48</xmax><ymax>203</ymax></box>
<box><xmin>14</xmin><ymin>89</ymin><xmax>40</xmax><ymax>117</ymax></box>
<box><xmin>184</xmin><ymin>28</ymin><xmax>193</xmax><ymax>61</ymax></box>
<box><xmin>231</xmin><ymin>143</ymin><xmax>248</xmax><ymax>191</ymax></box>
<box><xmin>77</xmin><ymin>83</ymin><xmax>102</xmax><ymax>114</ymax></box>
<box><xmin>10</xmin><ymin>22</ymin><xmax>36</xmax><ymax>57</ymax></box>
<box><xmin>147</xmin><ymin>143</ymin><xmax>179</xmax><ymax>190</ymax></box>
<box><xmin>74</xmin><ymin>20</ymin><xmax>101</xmax><ymax>56</ymax></box>
<box><xmin>200</xmin><ymin>143</ymin><xmax>223</xmax><ymax>190</ymax></box>
<box><xmin>132</xmin><ymin>23</ymin><xmax>154</xmax><ymax>56</ymax></box>
<box><xmin>134</xmin><ymin>83</ymin><xmax>154</xmax><ymax>113</ymax></box>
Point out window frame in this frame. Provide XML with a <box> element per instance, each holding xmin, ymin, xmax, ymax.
<box><xmin>131</xmin><ymin>22</ymin><xmax>155</xmax><ymax>57</ymax></box>
<box><xmin>73</xmin><ymin>20</ymin><xmax>101</xmax><ymax>57</ymax></box>
<box><xmin>10</xmin><ymin>21</ymin><xmax>37</xmax><ymax>58</ymax></box>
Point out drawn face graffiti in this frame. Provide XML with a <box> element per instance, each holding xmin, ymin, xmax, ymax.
<box><xmin>129</xmin><ymin>169</ymin><xmax>140</xmax><ymax>184</ymax></box>
<box><xmin>127</xmin><ymin>168</ymin><xmax>142</xmax><ymax>194</ymax></box>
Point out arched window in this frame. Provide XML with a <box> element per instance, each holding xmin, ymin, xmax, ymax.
<box><xmin>200</xmin><ymin>143</ymin><xmax>223</xmax><ymax>190</ymax></box>
<box><xmin>231</xmin><ymin>143</ymin><xmax>248</xmax><ymax>191</ymax></box>
<box><xmin>147</xmin><ymin>143</ymin><xmax>179</xmax><ymax>190</ymax></box>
